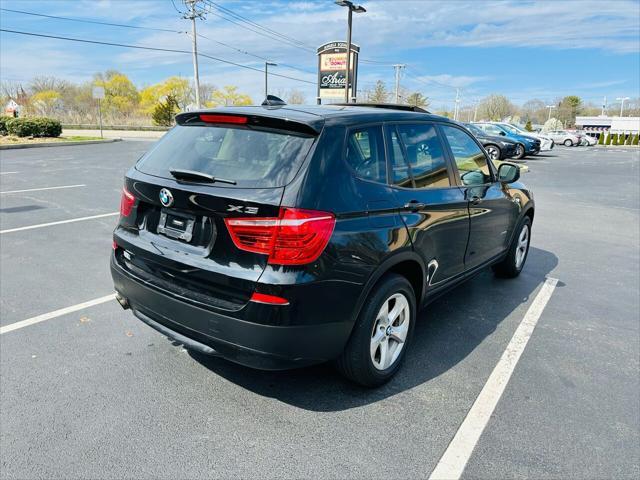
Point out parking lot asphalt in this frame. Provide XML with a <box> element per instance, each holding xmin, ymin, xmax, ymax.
<box><xmin>1</xmin><ymin>142</ymin><xmax>638</xmax><ymax>479</ymax></box>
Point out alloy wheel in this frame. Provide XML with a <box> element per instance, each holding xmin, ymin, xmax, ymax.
<box><xmin>486</xmin><ymin>145</ymin><xmax>500</xmax><ymax>160</ymax></box>
<box><xmin>370</xmin><ymin>293</ymin><xmax>410</xmax><ymax>370</ymax></box>
<box><xmin>515</xmin><ymin>224</ymin><xmax>529</xmax><ymax>268</ymax></box>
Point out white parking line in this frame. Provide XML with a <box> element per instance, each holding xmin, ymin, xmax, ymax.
<box><xmin>0</xmin><ymin>184</ymin><xmax>85</xmax><ymax>194</ymax></box>
<box><xmin>0</xmin><ymin>212</ymin><xmax>119</xmax><ymax>234</ymax></box>
<box><xmin>0</xmin><ymin>294</ymin><xmax>116</xmax><ymax>335</ymax></box>
<box><xmin>0</xmin><ymin>171</ymin><xmax>19</xmax><ymax>175</ymax></box>
<box><xmin>429</xmin><ymin>277</ymin><xmax>558</xmax><ymax>480</ymax></box>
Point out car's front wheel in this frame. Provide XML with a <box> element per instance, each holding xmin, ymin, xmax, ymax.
<box><xmin>485</xmin><ymin>144</ymin><xmax>501</xmax><ymax>160</ymax></box>
<box><xmin>514</xmin><ymin>143</ymin><xmax>526</xmax><ymax>159</ymax></box>
<box><xmin>493</xmin><ymin>216</ymin><xmax>531</xmax><ymax>278</ymax></box>
<box><xmin>336</xmin><ymin>274</ymin><xmax>416</xmax><ymax>387</ymax></box>
<box><xmin>564</xmin><ymin>139</ymin><xmax>573</xmax><ymax>147</ymax></box>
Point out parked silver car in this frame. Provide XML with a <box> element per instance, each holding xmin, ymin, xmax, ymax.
<box><xmin>546</xmin><ymin>130</ymin><xmax>582</xmax><ymax>146</ymax></box>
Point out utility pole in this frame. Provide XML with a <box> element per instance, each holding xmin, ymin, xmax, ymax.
<box><xmin>264</xmin><ymin>62</ymin><xmax>277</xmax><ymax>99</ymax></box>
<box><xmin>616</xmin><ymin>96</ymin><xmax>630</xmax><ymax>117</ymax></box>
<box><xmin>336</xmin><ymin>1</ymin><xmax>366</xmax><ymax>103</ymax></box>
<box><xmin>184</xmin><ymin>0</ymin><xmax>203</xmax><ymax>109</ymax></box>
<box><xmin>453</xmin><ymin>88</ymin><xmax>460</xmax><ymax>120</ymax></box>
<box><xmin>601</xmin><ymin>96</ymin><xmax>607</xmax><ymax>116</ymax></box>
<box><xmin>473</xmin><ymin>100</ymin><xmax>479</xmax><ymax>122</ymax></box>
<box><xmin>393</xmin><ymin>64</ymin><xmax>405</xmax><ymax>103</ymax></box>
<box><xmin>546</xmin><ymin>104</ymin><xmax>556</xmax><ymax>121</ymax></box>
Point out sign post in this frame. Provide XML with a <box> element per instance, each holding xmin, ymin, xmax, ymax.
<box><xmin>317</xmin><ymin>41</ymin><xmax>360</xmax><ymax>104</ymax></box>
<box><xmin>92</xmin><ymin>86</ymin><xmax>105</xmax><ymax>139</ymax></box>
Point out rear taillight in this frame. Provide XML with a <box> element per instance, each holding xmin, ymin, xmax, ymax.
<box><xmin>225</xmin><ymin>207</ymin><xmax>335</xmax><ymax>265</ymax></box>
<box><xmin>120</xmin><ymin>187</ymin><xmax>135</xmax><ymax>217</ymax></box>
<box><xmin>250</xmin><ymin>292</ymin><xmax>289</xmax><ymax>305</ymax></box>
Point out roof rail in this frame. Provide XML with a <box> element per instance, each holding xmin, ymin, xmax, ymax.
<box><xmin>332</xmin><ymin>103</ymin><xmax>430</xmax><ymax>113</ymax></box>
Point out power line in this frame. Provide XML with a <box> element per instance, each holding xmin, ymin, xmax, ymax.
<box><xmin>0</xmin><ymin>29</ymin><xmax>316</xmax><ymax>85</ymax></box>
<box><xmin>0</xmin><ymin>7</ymin><xmax>179</xmax><ymax>33</ymax></box>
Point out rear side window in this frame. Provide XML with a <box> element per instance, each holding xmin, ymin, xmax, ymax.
<box><xmin>389</xmin><ymin>123</ymin><xmax>450</xmax><ymax>189</ymax></box>
<box><xmin>136</xmin><ymin>125</ymin><xmax>315</xmax><ymax>188</ymax></box>
<box><xmin>345</xmin><ymin>126</ymin><xmax>387</xmax><ymax>183</ymax></box>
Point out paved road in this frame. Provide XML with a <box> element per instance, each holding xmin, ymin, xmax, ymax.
<box><xmin>1</xmin><ymin>142</ymin><xmax>638</xmax><ymax>479</ymax></box>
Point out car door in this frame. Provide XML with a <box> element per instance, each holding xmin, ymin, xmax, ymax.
<box><xmin>439</xmin><ymin>124</ymin><xmax>519</xmax><ymax>270</ymax></box>
<box><xmin>385</xmin><ymin>122</ymin><xmax>469</xmax><ymax>286</ymax></box>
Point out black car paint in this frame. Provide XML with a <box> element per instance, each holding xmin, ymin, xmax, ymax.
<box><xmin>111</xmin><ymin>105</ymin><xmax>534</xmax><ymax>370</ymax></box>
<box><xmin>463</xmin><ymin>123</ymin><xmax>518</xmax><ymax>159</ymax></box>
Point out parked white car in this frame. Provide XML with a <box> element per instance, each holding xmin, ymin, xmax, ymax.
<box><xmin>569</xmin><ymin>130</ymin><xmax>597</xmax><ymax>146</ymax></box>
<box><xmin>546</xmin><ymin>130</ymin><xmax>582</xmax><ymax>146</ymax></box>
<box><xmin>494</xmin><ymin>123</ymin><xmax>554</xmax><ymax>152</ymax></box>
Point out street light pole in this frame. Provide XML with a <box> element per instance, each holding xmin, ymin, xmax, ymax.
<box><xmin>546</xmin><ymin>105</ymin><xmax>556</xmax><ymax>121</ymax></box>
<box><xmin>336</xmin><ymin>1</ymin><xmax>366</xmax><ymax>103</ymax></box>
<box><xmin>265</xmin><ymin>62</ymin><xmax>277</xmax><ymax>99</ymax></box>
<box><xmin>454</xmin><ymin>88</ymin><xmax>460</xmax><ymax>120</ymax></box>
<box><xmin>616</xmin><ymin>96</ymin><xmax>630</xmax><ymax>117</ymax></box>
<box><xmin>393</xmin><ymin>64</ymin><xmax>405</xmax><ymax>103</ymax></box>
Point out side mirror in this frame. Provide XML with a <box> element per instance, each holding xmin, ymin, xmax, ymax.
<box><xmin>498</xmin><ymin>162</ymin><xmax>520</xmax><ymax>183</ymax></box>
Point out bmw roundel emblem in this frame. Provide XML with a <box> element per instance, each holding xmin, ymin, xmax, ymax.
<box><xmin>159</xmin><ymin>188</ymin><xmax>174</xmax><ymax>207</ymax></box>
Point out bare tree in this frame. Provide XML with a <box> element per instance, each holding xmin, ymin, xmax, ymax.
<box><xmin>285</xmin><ymin>89</ymin><xmax>306</xmax><ymax>104</ymax></box>
<box><xmin>477</xmin><ymin>94</ymin><xmax>515</xmax><ymax>121</ymax></box>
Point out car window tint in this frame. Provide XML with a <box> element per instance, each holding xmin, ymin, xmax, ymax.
<box><xmin>389</xmin><ymin>124</ymin><xmax>450</xmax><ymax>189</ymax></box>
<box><xmin>345</xmin><ymin>126</ymin><xmax>387</xmax><ymax>183</ymax></box>
<box><xmin>441</xmin><ymin>125</ymin><xmax>492</xmax><ymax>186</ymax></box>
<box><xmin>480</xmin><ymin>124</ymin><xmax>503</xmax><ymax>136</ymax></box>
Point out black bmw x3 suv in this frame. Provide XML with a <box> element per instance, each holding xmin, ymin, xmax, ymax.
<box><xmin>111</xmin><ymin>104</ymin><xmax>534</xmax><ymax>386</ymax></box>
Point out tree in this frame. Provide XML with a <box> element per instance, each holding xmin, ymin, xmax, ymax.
<box><xmin>542</xmin><ymin>118</ymin><xmax>563</xmax><ymax>132</ymax></box>
<box><xmin>30</xmin><ymin>90</ymin><xmax>62</xmax><ymax>116</ymax></box>
<box><xmin>367</xmin><ymin>80</ymin><xmax>389</xmax><ymax>103</ymax></box>
<box><xmin>93</xmin><ymin>70</ymin><xmax>139</xmax><ymax>118</ymax></box>
<box><xmin>557</xmin><ymin>95</ymin><xmax>582</xmax><ymax>127</ymax></box>
<box><xmin>598</xmin><ymin>132</ymin><xmax>605</xmax><ymax>145</ymax></box>
<box><xmin>520</xmin><ymin>99</ymin><xmax>546</xmax><ymax>124</ymax></box>
<box><xmin>151</xmin><ymin>95</ymin><xmax>179</xmax><ymax>126</ymax></box>
<box><xmin>524</xmin><ymin>120</ymin><xmax>533</xmax><ymax>132</ymax></box>
<box><xmin>405</xmin><ymin>92</ymin><xmax>429</xmax><ymax>108</ymax></box>
<box><xmin>477</xmin><ymin>94</ymin><xmax>515</xmax><ymax>121</ymax></box>
<box><xmin>285</xmin><ymin>89</ymin><xmax>305</xmax><ymax>104</ymax></box>
<box><xmin>206</xmin><ymin>86</ymin><xmax>252</xmax><ymax>107</ymax></box>
<box><xmin>140</xmin><ymin>76</ymin><xmax>192</xmax><ymax>114</ymax></box>
<box><xmin>605</xmin><ymin>133</ymin><xmax>612</xmax><ymax>145</ymax></box>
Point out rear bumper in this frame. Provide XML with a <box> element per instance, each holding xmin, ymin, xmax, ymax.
<box><xmin>111</xmin><ymin>254</ymin><xmax>353</xmax><ymax>370</ymax></box>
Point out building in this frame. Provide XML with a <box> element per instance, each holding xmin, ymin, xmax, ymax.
<box><xmin>576</xmin><ymin>115</ymin><xmax>640</xmax><ymax>135</ymax></box>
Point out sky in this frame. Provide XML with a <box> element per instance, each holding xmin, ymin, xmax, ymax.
<box><xmin>0</xmin><ymin>0</ymin><xmax>639</xmax><ymax>111</ymax></box>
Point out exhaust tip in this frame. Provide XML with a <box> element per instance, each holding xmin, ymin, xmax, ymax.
<box><xmin>115</xmin><ymin>293</ymin><xmax>130</xmax><ymax>310</ymax></box>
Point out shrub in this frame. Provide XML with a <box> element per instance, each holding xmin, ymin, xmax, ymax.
<box><xmin>0</xmin><ymin>115</ymin><xmax>12</xmax><ymax>135</ymax></box>
<box><xmin>633</xmin><ymin>134</ymin><xmax>639</xmax><ymax>145</ymax></box>
<box><xmin>524</xmin><ymin>120</ymin><xmax>533</xmax><ymax>132</ymax></box>
<box><xmin>605</xmin><ymin>133</ymin><xmax>611</xmax><ymax>145</ymax></box>
<box><xmin>5</xmin><ymin>117</ymin><xmax>62</xmax><ymax>137</ymax></box>
<box><xmin>625</xmin><ymin>133</ymin><xmax>632</xmax><ymax>145</ymax></box>
<box><xmin>151</xmin><ymin>95</ymin><xmax>179</xmax><ymax>127</ymax></box>
<box><xmin>611</xmin><ymin>133</ymin><xmax>619</xmax><ymax>145</ymax></box>
<box><xmin>598</xmin><ymin>132</ymin><xmax>604</xmax><ymax>144</ymax></box>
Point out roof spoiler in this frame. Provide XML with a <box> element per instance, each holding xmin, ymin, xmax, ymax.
<box><xmin>333</xmin><ymin>103</ymin><xmax>430</xmax><ymax>113</ymax></box>
<box><xmin>175</xmin><ymin>111</ymin><xmax>320</xmax><ymax>136</ymax></box>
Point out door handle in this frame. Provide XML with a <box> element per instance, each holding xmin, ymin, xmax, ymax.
<box><xmin>470</xmin><ymin>195</ymin><xmax>482</xmax><ymax>205</ymax></box>
<box><xmin>403</xmin><ymin>200</ymin><xmax>426</xmax><ymax>211</ymax></box>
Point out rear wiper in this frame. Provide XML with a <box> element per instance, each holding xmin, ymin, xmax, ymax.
<box><xmin>169</xmin><ymin>169</ymin><xmax>236</xmax><ymax>185</ymax></box>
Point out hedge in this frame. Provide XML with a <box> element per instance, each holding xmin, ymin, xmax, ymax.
<box><xmin>605</xmin><ymin>133</ymin><xmax>611</xmax><ymax>145</ymax></box>
<box><xmin>633</xmin><ymin>134</ymin><xmax>639</xmax><ymax>145</ymax></box>
<box><xmin>5</xmin><ymin>117</ymin><xmax>62</xmax><ymax>138</ymax></box>
<box><xmin>0</xmin><ymin>115</ymin><xmax>12</xmax><ymax>135</ymax></box>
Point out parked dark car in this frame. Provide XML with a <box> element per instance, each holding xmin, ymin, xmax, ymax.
<box><xmin>472</xmin><ymin>122</ymin><xmax>541</xmax><ymax>159</ymax></box>
<box><xmin>464</xmin><ymin>122</ymin><xmax>518</xmax><ymax>160</ymax></box>
<box><xmin>111</xmin><ymin>105</ymin><xmax>534</xmax><ymax>386</ymax></box>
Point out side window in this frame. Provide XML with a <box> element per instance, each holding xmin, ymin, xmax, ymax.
<box><xmin>345</xmin><ymin>126</ymin><xmax>387</xmax><ymax>183</ymax></box>
<box><xmin>441</xmin><ymin>125</ymin><xmax>492</xmax><ymax>186</ymax></box>
<box><xmin>389</xmin><ymin>124</ymin><xmax>451</xmax><ymax>189</ymax></box>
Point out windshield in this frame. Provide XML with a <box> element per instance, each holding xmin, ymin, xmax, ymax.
<box><xmin>136</xmin><ymin>125</ymin><xmax>315</xmax><ymax>188</ymax></box>
<box><xmin>501</xmin><ymin>124</ymin><xmax>521</xmax><ymax>134</ymax></box>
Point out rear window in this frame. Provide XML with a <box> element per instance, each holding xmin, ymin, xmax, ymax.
<box><xmin>136</xmin><ymin>125</ymin><xmax>315</xmax><ymax>188</ymax></box>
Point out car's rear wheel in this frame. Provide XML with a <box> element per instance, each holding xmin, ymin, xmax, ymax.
<box><xmin>336</xmin><ymin>274</ymin><xmax>416</xmax><ymax>387</ymax></box>
<box><xmin>485</xmin><ymin>144</ymin><xmax>501</xmax><ymax>160</ymax></box>
<box><xmin>493</xmin><ymin>216</ymin><xmax>531</xmax><ymax>278</ymax></box>
<box><xmin>514</xmin><ymin>143</ymin><xmax>526</xmax><ymax>159</ymax></box>
<box><xmin>564</xmin><ymin>139</ymin><xmax>573</xmax><ymax>146</ymax></box>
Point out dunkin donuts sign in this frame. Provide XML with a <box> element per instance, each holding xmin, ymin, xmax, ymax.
<box><xmin>317</xmin><ymin>41</ymin><xmax>360</xmax><ymax>100</ymax></box>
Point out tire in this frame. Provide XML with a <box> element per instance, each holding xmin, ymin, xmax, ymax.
<box><xmin>485</xmin><ymin>144</ymin><xmax>501</xmax><ymax>161</ymax></box>
<box><xmin>493</xmin><ymin>216</ymin><xmax>531</xmax><ymax>278</ymax></box>
<box><xmin>563</xmin><ymin>139</ymin><xmax>573</xmax><ymax>147</ymax></box>
<box><xmin>514</xmin><ymin>143</ymin><xmax>526</xmax><ymax>159</ymax></box>
<box><xmin>336</xmin><ymin>274</ymin><xmax>416</xmax><ymax>387</ymax></box>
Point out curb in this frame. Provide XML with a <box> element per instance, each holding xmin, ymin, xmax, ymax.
<box><xmin>0</xmin><ymin>138</ymin><xmax>122</xmax><ymax>150</ymax></box>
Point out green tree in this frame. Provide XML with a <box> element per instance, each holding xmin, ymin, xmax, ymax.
<box><xmin>151</xmin><ymin>95</ymin><xmax>179</xmax><ymax>126</ymax></box>
<box><xmin>632</xmin><ymin>134</ymin><xmax>639</xmax><ymax>145</ymax></box>
<box><xmin>368</xmin><ymin>80</ymin><xmax>389</xmax><ymax>103</ymax></box>
<box><xmin>605</xmin><ymin>133</ymin><xmax>612</xmax><ymax>145</ymax></box>
<box><xmin>612</xmin><ymin>133</ymin><xmax>619</xmax><ymax>145</ymax></box>
<box><xmin>139</xmin><ymin>76</ymin><xmax>192</xmax><ymax>114</ymax></box>
<box><xmin>206</xmin><ymin>86</ymin><xmax>252</xmax><ymax>107</ymax></box>
<box><xmin>405</xmin><ymin>92</ymin><xmax>429</xmax><ymax>107</ymax></box>
<box><xmin>598</xmin><ymin>132</ymin><xmax>605</xmax><ymax>144</ymax></box>
<box><xmin>93</xmin><ymin>70</ymin><xmax>139</xmax><ymax>118</ymax></box>
<box><xmin>557</xmin><ymin>95</ymin><xmax>582</xmax><ymax>127</ymax></box>
<box><xmin>524</xmin><ymin>120</ymin><xmax>533</xmax><ymax>132</ymax></box>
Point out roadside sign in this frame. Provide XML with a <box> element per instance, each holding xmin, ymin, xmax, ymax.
<box><xmin>92</xmin><ymin>86</ymin><xmax>105</xmax><ymax>100</ymax></box>
<box><xmin>317</xmin><ymin>41</ymin><xmax>360</xmax><ymax>102</ymax></box>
